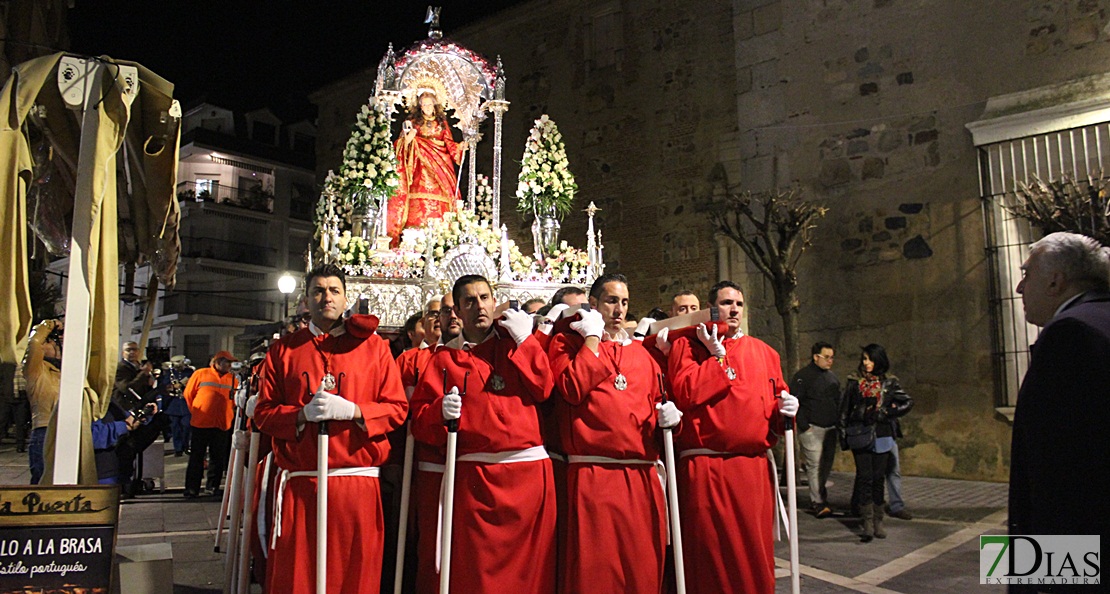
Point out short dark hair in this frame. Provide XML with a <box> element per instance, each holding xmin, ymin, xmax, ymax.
<box><xmin>522</xmin><ymin>297</ymin><xmax>546</xmax><ymax>310</ymax></box>
<box><xmin>811</xmin><ymin>341</ymin><xmax>834</xmax><ymax>356</ymax></box>
<box><xmin>859</xmin><ymin>343</ymin><xmax>890</xmax><ymax>377</ymax></box>
<box><xmin>708</xmin><ymin>280</ymin><xmax>743</xmax><ymax>306</ymax></box>
<box><xmin>548</xmin><ymin>286</ymin><xmax>586</xmax><ymax>306</ymax></box>
<box><xmin>672</xmin><ymin>290</ymin><xmax>697</xmax><ymax>301</ymax></box>
<box><xmin>646</xmin><ymin>307</ymin><xmax>668</xmax><ymax>320</ymax></box>
<box><xmin>402</xmin><ymin>312</ymin><xmax>422</xmax><ymax>336</ymax></box>
<box><xmin>452</xmin><ymin>274</ymin><xmax>492</xmax><ymax>305</ymax></box>
<box><xmin>304</xmin><ymin>263</ymin><xmax>346</xmax><ymax>291</ymax></box>
<box><xmin>589</xmin><ymin>273</ymin><xmax>628</xmax><ymax>300</ymax></box>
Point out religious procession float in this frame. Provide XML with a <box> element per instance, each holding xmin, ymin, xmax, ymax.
<box><xmin>313</xmin><ymin>12</ymin><xmax>603</xmax><ymax>328</ymax></box>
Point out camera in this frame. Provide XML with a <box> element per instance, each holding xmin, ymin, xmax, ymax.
<box><xmin>46</xmin><ymin>326</ymin><xmax>63</xmax><ymax>344</ymax></box>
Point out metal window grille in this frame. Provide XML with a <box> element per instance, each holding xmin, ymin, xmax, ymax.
<box><xmin>978</xmin><ymin>122</ymin><xmax>1110</xmax><ymax>407</ymax></box>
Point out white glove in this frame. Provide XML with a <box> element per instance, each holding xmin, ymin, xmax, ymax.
<box><xmin>245</xmin><ymin>394</ymin><xmax>259</xmax><ymax>419</ymax></box>
<box><xmin>570</xmin><ymin>309</ymin><xmax>605</xmax><ymax>339</ymax></box>
<box><xmin>235</xmin><ymin>383</ymin><xmax>249</xmax><ymax>410</ymax></box>
<box><xmin>696</xmin><ymin>323</ymin><xmax>727</xmax><ymax>358</ymax></box>
<box><xmin>656</xmin><ymin>402</ymin><xmax>683</xmax><ymax>429</ymax></box>
<box><xmin>442</xmin><ymin>386</ymin><xmax>462</xmax><ymax>421</ymax></box>
<box><xmin>655</xmin><ymin>327</ymin><xmax>672</xmax><ymax>356</ymax></box>
<box><xmin>545</xmin><ymin>303</ymin><xmax>571</xmax><ymax>323</ymax></box>
<box><xmin>633</xmin><ymin>317</ymin><xmax>655</xmax><ymax>339</ymax></box>
<box><xmin>232</xmin><ymin>430</ymin><xmax>248</xmax><ymax>451</ymax></box>
<box><xmin>303</xmin><ymin>383</ymin><xmax>357</xmax><ymax>422</ymax></box>
<box><xmin>500</xmin><ymin>308</ymin><xmax>534</xmax><ymax>345</ymax></box>
<box><xmin>779</xmin><ymin>390</ymin><xmax>799</xmax><ymax>417</ymax></box>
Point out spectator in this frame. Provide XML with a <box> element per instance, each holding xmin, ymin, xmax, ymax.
<box><xmin>113</xmin><ymin>341</ymin><xmax>155</xmax><ymax>411</ymax></box>
<box><xmin>790</xmin><ymin>341</ymin><xmax>840</xmax><ymax>518</ymax></box>
<box><xmin>22</xmin><ymin>319</ymin><xmax>63</xmax><ymax>484</ymax></box>
<box><xmin>182</xmin><ymin>350</ymin><xmax>238</xmax><ymax>498</ymax></box>
<box><xmin>1</xmin><ymin>361</ymin><xmax>30</xmax><ymax>453</ymax></box>
<box><xmin>1009</xmin><ymin>231</ymin><xmax>1110</xmax><ymax>558</ymax></box>
<box><xmin>521</xmin><ymin>297</ymin><xmax>546</xmax><ymax>314</ymax></box>
<box><xmin>839</xmin><ymin>344</ymin><xmax>913</xmax><ymax>542</ymax></box>
<box><xmin>162</xmin><ymin>355</ymin><xmax>194</xmax><ymax>457</ymax></box>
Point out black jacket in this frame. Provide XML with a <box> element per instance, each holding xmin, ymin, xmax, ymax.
<box><xmin>789</xmin><ymin>362</ymin><xmax>841</xmax><ymax>431</ymax></box>
<box><xmin>1009</xmin><ymin>291</ymin><xmax>1110</xmax><ymax>563</ymax></box>
<box><xmin>838</xmin><ymin>373</ymin><xmax>913</xmax><ymax>450</ymax></box>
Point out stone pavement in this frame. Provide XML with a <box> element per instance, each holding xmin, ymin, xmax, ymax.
<box><xmin>0</xmin><ymin>437</ymin><xmax>1009</xmax><ymax>593</ymax></box>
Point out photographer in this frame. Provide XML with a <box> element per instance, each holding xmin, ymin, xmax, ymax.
<box><xmin>113</xmin><ymin>341</ymin><xmax>155</xmax><ymax>411</ymax></box>
<box><xmin>22</xmin><ymin>319</ymin><xmax>63</xmax><ymax>484</ymax></box>
<box><xmin>93</xmin><ymin>399</ymin><xmax>164</xmax><ymax>491</ymax></box>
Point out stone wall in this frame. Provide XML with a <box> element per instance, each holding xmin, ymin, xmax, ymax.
<box><xmin>310</xmin><ymin>0</ymin><xmax>1110</xmax><ymax>481</ymax></box>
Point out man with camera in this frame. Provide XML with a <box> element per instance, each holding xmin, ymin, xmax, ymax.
<box><xmin>22</xmin><ymin>319</ymin><xmax>64</xmax><ymax>484</ymax></box>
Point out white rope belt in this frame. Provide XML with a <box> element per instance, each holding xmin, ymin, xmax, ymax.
<box><xmin>678</xmin><ymin>447</ymin><xmax>739</xmax><ymax>459</ymax></box>
<box><xmin>455</xmin><ymin>445</ymin><xmax>549</xmax><ymax>464</ymax></box>
<box><xmin>437</xmin><ymin>445</ymin><xmax>549</xmax><ymax>570</ymax></box>
<box><xmin>271</xmin><ymin>465</ymin><xmax>380</xmax><ymax>549</ymax></box>
<box><xmin>567</xmin><ymin>454</ymin><xmax>657</xmax><ymax>465</ymax></box>
<box><xmin>417</xmin><ymin>462</ymin><xmax>445</xmax><ymax>473</ymax></box>
<box><xmin>548</xmin><ymin>451</ymin><xmax>568</xmax><ymax>463</ymax></box>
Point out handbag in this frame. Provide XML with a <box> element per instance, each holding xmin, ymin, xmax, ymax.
<box><xmin>843</xmin><ymin>424</ymin><xmax>875</xmax><ymax>450</ymax></box>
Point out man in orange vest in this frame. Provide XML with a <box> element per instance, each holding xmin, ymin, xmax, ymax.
<box><xmin>183</xmin><ymin>350</ymin><xmax>238</xmax><ymax>498</ymax></box>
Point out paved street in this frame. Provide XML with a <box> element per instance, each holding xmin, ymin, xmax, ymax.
<box><xmin>0</xmin><ymin>438</ymin><xmax>1008</xmax><ymax>593</ymax></box>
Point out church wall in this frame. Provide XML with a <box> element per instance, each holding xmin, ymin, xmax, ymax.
<box><xmin>310</xmin><ymin>0</ymin><xmax>1110</xmax><ymax>480</ymax></box>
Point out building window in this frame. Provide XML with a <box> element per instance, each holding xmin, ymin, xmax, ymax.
<box><xmin>184</xmin><ymin>334</ymin><xmax>211</xmax><ymax>365</ymax></box>
<box><xmin>290</xmin><ymin>183</ymin><xmax>315</xmax><ymax>221</ymax></box>
<box><xmin>976</xmin><ymin>122</ymin><xmax>1110</xmax><ymax>410</ymax></box>
<box><xmin>195</xmin><ymin>178</ymin><xmax>218</xmax><ymax>200</ymax></box>
<box><xmin>293</xmin><ymin>132</ymin><xmax>315</xmax><ymax>154</ymax></box>
<box><xmin>586</xmin><ymin>2</ymin><xmax>622</xmax><ymax>71</ymax></box>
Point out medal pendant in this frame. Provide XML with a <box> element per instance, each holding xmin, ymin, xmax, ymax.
<box><xmin>614</xmin><ymin>373</ymin><xmax>628</xmax><ymax>391</ymax></box>
<box><xmin>321</xmin><ymin>373</ymin><xmax>337</xmax><ymax>391</ymax></box>
<box><xmin>490</xmin><ymin>374</ymin><xmax>505</xmax><ymax>391</ymax></box>
<box><xmin>726</xmin><ymin>367</ymin><xmax>737</xmax><ymax>381</ymax></box>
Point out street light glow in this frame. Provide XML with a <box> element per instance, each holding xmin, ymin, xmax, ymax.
<box><xmin>278</xmin><ymin>273</ymin><xmax>297</xmax><ymax>295</ymax></box>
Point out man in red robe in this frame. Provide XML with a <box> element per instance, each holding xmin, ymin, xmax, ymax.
<box><xmin>667</xmin><ymin>280</ymin><xmax>798</xmax><ymax>594</ymax></box>
<box><xmin>547</xmin><ymin>273</ymin><xmax>676</xmax><ymax>594</ymax></box>
<box><xmin>411</xmin><ymin>274</ymin><xmax>556</xmax><ymax>593</ymax></box>
<box><xmin>254</xmin><ymin>264</ymin><xmax>408</xmax><ymax>594</ymax></box>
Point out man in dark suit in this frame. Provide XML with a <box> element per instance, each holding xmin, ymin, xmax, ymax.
<box><xmin>1010</xmin><ymin>231</ymin><xmax>1109</xmax><ymax>592</ymax></box>
<box><xmin>113</xmin><ymin>341</ymin><xmax>155</xmax><ymax>410</ymax></box>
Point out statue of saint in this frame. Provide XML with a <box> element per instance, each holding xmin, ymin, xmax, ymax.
<box><xmin>387</xmin><ymin>90</ymin><xmax>464</xmax><ymax>244</ymax></box>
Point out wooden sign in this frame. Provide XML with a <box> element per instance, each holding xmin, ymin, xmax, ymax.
<box><xmin>0</xmin><ymin>485</ymin><xmax>119</xmax><ymax>592</ymax></box>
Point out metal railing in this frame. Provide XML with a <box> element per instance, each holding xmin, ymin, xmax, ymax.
<box><xmin>182</xmin><ymin>236</ymin><xmax>279</xmax><ymax>268</ymax></box>
<box><xmin>161</xmin><ymin>293</ymin><xmax>274</xmax><ymax>321</ymax></box>
<box><xmin>177</xmin><ymin>181</ymin><xmax>274</xmax><ymax>214</ymax></box>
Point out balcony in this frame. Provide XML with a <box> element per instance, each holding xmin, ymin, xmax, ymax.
<box><xmin>177</xmin><ymin>181</ymin><xmax>274</xmax><ymax>214</ymax></box>
<box><xmin>161</xmin><ymin>293</ymin><xmax>274</xmax><ymax>321</ymax></box>
<box><xmin>182</xmin><ymin>236</ymin><xmax>279</xmax><ymax>268</ymax></box>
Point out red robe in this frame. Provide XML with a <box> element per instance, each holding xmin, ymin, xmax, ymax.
<box><xmin>254</xmin><ymin>323</ymin><xmax>407</xmax><ymax>594</ymax></box>
<box><xmin>669</xmin><ymin>332</ymin><xmax>787</xmax><ymax>594</ymax></box>
<box><xmin>549</xmin><ymin>332</ymin><xmax>667</xmax><ymax>594</ymax></box>
<box><xmin>411</xmin><ymin>329</ymin><xmax>556</xmax><ymax>594</ymax></box>
<box><xmin>397</xmin><ymin>343</ymin><xmax>444</xmax><ymax>594</ymax></box>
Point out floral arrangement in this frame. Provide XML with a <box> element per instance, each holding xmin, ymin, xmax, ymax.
<box><xmin>516</xmin><ymin>114</ymin><xmax>577</xmax><ymax>220</ymax></box>
<box><xmin>542</xmin><ymin>241</ymin><xmax>593</xmax><ymax>284</ymax></box>
<box><xmin>314</xmin><ymin>171</ymin><xmax>355</xmax><ymax>230</ymax></box>
<box><xmin>337</xmin><ymin>102</ymin><xmax>400</xmax><ymax>211</ymax></box>
<box><xmin>335</xmin><ymin>206</ymin><xmax>535</xmax><ymax>278</ymax></box>
<box><xmin>474</xmin><ymin>173</ymin><xmax>494</xmax><ymax>221</ymax></box>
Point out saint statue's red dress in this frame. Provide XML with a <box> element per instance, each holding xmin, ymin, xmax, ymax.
<box><xmin>254</xmin><ymin>321</ymin><xmax>407</xmax><ymax>594</ymax></box>
<box><xmin>668</xmin><ymin>331</ymin><xmax>788</xmax><ymax>594</ymax></box>
<box><xmin>387</xmin><ymin>116</ymin><xmax>462</xmax><ymax>244</ymax></box>
<box><xmin>548</xmin><ymin>330</ymin><xmax>667</xmax><ymax>594</ymax></box>
<box><xmin>411</xmin><ymin>328</ymin><xmax>557</xmax><ymax>594</ymax></box>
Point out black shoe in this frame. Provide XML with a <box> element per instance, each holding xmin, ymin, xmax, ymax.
<box><xmin>175</xmin><ymin>451</ymin><xmax>184</xmax><ymax>457</ymax></box>
<box><xmin>183</xmin><ymin>489</ymin><xmax>199</xmax><ymax>499</ymax></box>
<box><xmin>887</xmin><ymin>507</ymin><xmax>913</xmax><ymax>520</ymax></box>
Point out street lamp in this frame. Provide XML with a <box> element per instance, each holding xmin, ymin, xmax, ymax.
<box><xmin>278</xmin><ymin>273</ymin><xmax>297</xmax><ymax>322</ymax></box>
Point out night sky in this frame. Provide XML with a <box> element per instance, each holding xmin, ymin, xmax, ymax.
<box><xmin>67</xmin><ymin>1</ymin><xmax>525</xmax><ymax>121</ymax></box>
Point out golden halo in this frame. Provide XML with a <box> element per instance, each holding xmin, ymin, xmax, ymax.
<box><xmin>403</xmin><ymin>77</ymin><xmax>450</xmax><ymax>112</ymax></box>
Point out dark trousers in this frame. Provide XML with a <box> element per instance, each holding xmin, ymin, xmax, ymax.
<box><xmin>185</xmin><ymin>427</ymin><xmax>231</xmax><ymax>493</ymax></box>
<box><xmin>0</xmin><ymin>396</ymin><xmax>29</xmax><ymax>447</ymax></box>
<box><xmin>28</xmin><ymin>427</ymin><xmax>47</xmax><ymax>484</ymax></box>
<box><xmin>117</xmin><ymin>413</ymin><xmax>170</xmax><ymax>486</ymax></box>
<box><xmin>168</xmin><ymin>414</ymin><xmax>191</xmax><ymax>454</ymax></box>
<box><xmin>852</xmin><ymin>449</ymin><xmax>891</xmax><ymax>506</ymax></box>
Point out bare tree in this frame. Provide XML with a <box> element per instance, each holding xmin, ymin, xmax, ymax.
<box><xmin>1012</xmin><ymin>175</ymin><xmax>1110</xmax><ymax>246</ymax></box>
<box><xmin>705</xmin><ymin>187</ymin><xmax>827</xmax><ymax>374</ymax></box>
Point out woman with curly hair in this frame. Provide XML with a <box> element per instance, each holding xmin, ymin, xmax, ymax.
<box><xmin>839</xmin><ymin>344</ymin><xmax>913</xmax><ymax>542</ymax></box>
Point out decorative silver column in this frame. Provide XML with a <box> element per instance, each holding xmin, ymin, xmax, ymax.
<box><xmin>487</xmin><ymin>56</ymin><xmax>509</xmax><ymax>231</ymax></box>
